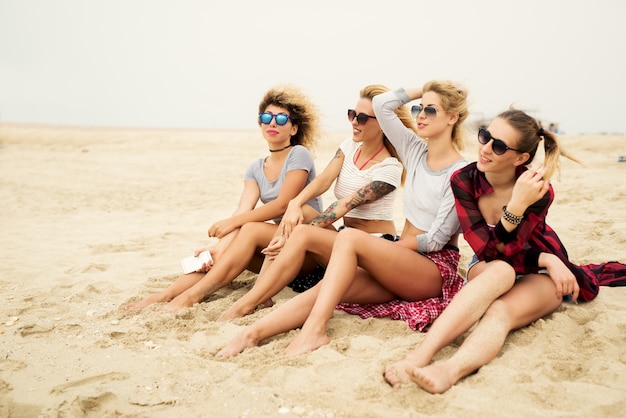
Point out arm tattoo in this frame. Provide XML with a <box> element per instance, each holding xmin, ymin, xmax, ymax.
<box><xmin>308</xmin><ymin>181</ymin><xmax>395</xmax><ymax>228</ymax></box>
<box><xmin>345</xmin><ymin>181</ymin><xmax>396</xmax><ymax>210</ymax></box>
<box><xmin>310</xmin><ymin>201</ymin><xmax>339</xmax><ymax>227</ymax></box>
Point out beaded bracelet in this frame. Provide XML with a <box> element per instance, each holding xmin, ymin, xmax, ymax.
<box><xmin>502</xmin><ymin>206</ymin><xmax>523</xmax><ymax>225</ymax></box>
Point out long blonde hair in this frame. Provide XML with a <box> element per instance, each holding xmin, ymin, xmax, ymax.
<box><xmin>422</xmin><ymin>80</ymin><xmax>469</xmax><ymax>151</ymax></box>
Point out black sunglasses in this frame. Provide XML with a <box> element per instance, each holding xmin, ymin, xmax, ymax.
<box><xmin>478</xmin><ymin>128</ymin><xmax>524</xmax><ymax>155</ymax></box>
<box><xmin>348</xmin><ymin>109</ymin><xmax>376</xmax><ymax>125</ymax></box>
<box><xmin>411</xmin><ymin>104</ymin><xmax>437</xmax><ymax>119</ymax></box>
<box><xmin>259</xmin><ymin>112</ymin><xmax>292</xmax><ymax>126</ymax></box>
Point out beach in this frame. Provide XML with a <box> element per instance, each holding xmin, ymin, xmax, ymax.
<box><xmin>0</xmin><ymin>123</ymin><xmax>625</xmax><ymax>417</ymax></box>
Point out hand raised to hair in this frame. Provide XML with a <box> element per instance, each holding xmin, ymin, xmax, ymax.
<box><xmin>509</xmin><ymin>165</ymin><xmax>551</xmax><ymax>211</ymax></box>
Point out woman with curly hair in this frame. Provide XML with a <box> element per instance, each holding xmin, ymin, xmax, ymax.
<box><xmin>217</xmin><ymin>84</ymin><xmax>415</xmax><ymax>321</ymax></box>
<box><xmin>124</xmin><ymin>84</ymin><xmax>323</xmax><ymax>311</ymax></box>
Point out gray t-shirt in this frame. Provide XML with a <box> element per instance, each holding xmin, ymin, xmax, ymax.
<box><xmin>244</xmin><ymin>145</ymin><xmax>322</xmax><ymax>223</ymax></box>
<box><xmin>373</xmin><ymin>88</ymin><xmax>468</xmax><ymax>253</ymax></box>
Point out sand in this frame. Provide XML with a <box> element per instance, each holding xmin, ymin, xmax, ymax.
<box><xmin>1</xmin><ymin>123</ymin><xmax>625</xmax><ymax>417</ymax></box>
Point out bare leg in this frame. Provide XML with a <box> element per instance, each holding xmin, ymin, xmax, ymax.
<box><xmin>125</xmin><ymin>228</ymin><xmax>247</xmax><ymax>311</ymax></box>
<box><xmin>217</xmin><ymin>283</ymin><xmax>321</xmax><ymax>359</ymax></box>
<box><xmin>124</xmin><ymin>271</ymin><xmax>206</xmax><ymax>310</ymax></box>
<box><xmin>252</xmin><ymin>252</ymin><xmax>277</xmax><ymax>308</ymax></box>
<box><xmin>159</xmin><ymin>222</ymin><xmax>277</xmax><ymax>311</ymax></box>
<box><xmin>384</xmin><ymin>260</ymin><xmax>515</xmax><ymax>386</ymax></box>
<box><xmin>218</xmin><ymin>225</ymin><xmax>336</xmax><ymax>321</ymax></box>
<box><xmin>409</xmin><ymin>273</ymin><xmax>562</xmax><ymax>393</ymax></box>
<box><xmin>285</xmin><ymin>228</ymin><xmax>443</xmax><ymax>356</ymax></box>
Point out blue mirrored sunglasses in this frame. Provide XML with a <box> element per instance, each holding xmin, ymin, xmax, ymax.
<box><xmin>259</xmin><ymin>112</ymin><xmax>292</xmax><ymax>126</ymax></box>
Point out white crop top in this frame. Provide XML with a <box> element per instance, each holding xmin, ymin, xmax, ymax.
<box><xmin>333</xmin><ymin>137</ymin><xmax>402</xmax><ymax>220</ymax></box>
<box><xmin>373</xmin><ymin>89</ymin><xmax>468</xmax><ymax>253</ymax></box>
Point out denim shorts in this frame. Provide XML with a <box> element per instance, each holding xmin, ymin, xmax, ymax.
<box><xmin>467</xmin><ymin>254</ymin><xmax>549</xmax><ymax>277</ymax></box>
<box><xmin>466</xmin><ymin>254</ymin><xmax>572</xmax><ymax>302</ymax></box>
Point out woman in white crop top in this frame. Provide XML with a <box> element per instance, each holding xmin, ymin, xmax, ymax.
<box><xmin>217</xmin><ymin>84</ymin><xmax>416</xmax><ymax>321</ymax></box>
<box><xmin>217</xmin><ymin>80</ymin><xmax>470</xmax><ymax>359</ymax></box>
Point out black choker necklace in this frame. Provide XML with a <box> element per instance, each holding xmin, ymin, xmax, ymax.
<box><xmin>269</xmin><ymin>144</ymin><xmax>293</xmax><ymax>153</ymax></box>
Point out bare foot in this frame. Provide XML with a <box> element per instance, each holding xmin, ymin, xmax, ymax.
<box><xmin>156</xmin><ymin>294</ymin><xmax>196</xmax><ymax>312</ymax></box>
<box><xmin>284</xmin><ymin>330</ymin><xmax>329</xmax><ymax>356</ymax></box>
<box><xmin>217</xmin><ymin>304</ymin><xmax>247</xmax><ymax>322</ymax></box>
<box><xmin>409</xmin><ymin>362</ymin><xmax>457</xmax><ymax>394</ymax></box>
<box><xmin>384</xmin><ymin>359</ymin><xmax>415</xmax><ymax>387</ymax></box>
<box><xmin>216</xmin><ymin>329</ymin><xmax>259</xmax><ymax>359</ymax></box>
<box><xmin>123</xmin><ymin>293</ymin><xmax>168</xmax><ymax>311</ymax></box>
<box><xmin>216</xmin><ymin>309</ymin><xmax>237</xmax><ymax>322</ymax></box>
<box><xmin>217</xmin><ymin>298</ymin><xmax>274</xmax><ymax>322</ymax></box>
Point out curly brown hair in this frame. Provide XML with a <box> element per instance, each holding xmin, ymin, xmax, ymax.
<box><xmin>257</xmin><ymin>84</ymin><xmax>321</xmax><ymax>151</ymax></box>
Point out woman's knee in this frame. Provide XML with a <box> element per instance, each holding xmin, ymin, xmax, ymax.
<box><xmin>329</xmin><ymin>228</ymin><xmax>357</xmax><ymax>250</ymax></box>
<box><xmin>290</xmin><ymin>224</ymin><xmax>315</xmax><ymax>243</ymax></box>
<box><xmin>336</xmin><ymin>227</ymin><xmax>366</xmax><ymax>242</ymax></box>
<box><xmin>469</xmin><ymin>260</ymin><xmax>514</xmax><ymax>280</ymax></box>
<box><xmin>291</xmin><ymin>224</ymin><xmax>335</xmax><ymax>245</ymax></box>
<box><xmin>239</xmin><ymin>221</ymin><xmax>260</xmax><ymax>235</ymax></box>
<box><xmin>240</xmin><ymin>222</ymin><xmax>274</xmax><ymax>243</ymax></box>
<box><xmin>485</xmin><ymin>276</ymin><xmax>560</xmax><ymax>331</ymax></box>
<box><xmin>471</xmin><ymin>260</ymin><xmax>516</xmax><ymax>292</ymax></box>
<box><xmin>482</xmin><ymin>299</ymin><xmax>514</xmax><ymax>330</ymax></box>
<box><xmin>291</xmin><ymin>224</ymin><xmax>312</xmax><ymax>235</ymax></box>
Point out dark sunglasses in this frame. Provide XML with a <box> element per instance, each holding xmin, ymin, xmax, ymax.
<box><xmin>347</xmin><ymin>109</ymin><xmax>376</xmax><ymax>125</ymax></box>
<box><xmin>478</xmin><ymin>128</ymin><xmax>524</xmax><ymax>155</ymax></box>
<box><xmin>259</xmin><ymin>112</ymin><xmax>292</xmax><ymax>126</ymax></box>
<box><xmin>411</xmin><ymin>104</ymin><xmax>437</xmax><ymax>119</ymax></box>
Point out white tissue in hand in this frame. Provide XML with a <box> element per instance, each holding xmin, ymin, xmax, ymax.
<box><xmin>181</xmin><ymin>251</ymin><xmax>213</xmax><ymax>274</ymax></box>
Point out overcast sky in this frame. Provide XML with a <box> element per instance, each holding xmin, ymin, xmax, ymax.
<box><xmin>1</xmin><ymin>0</ymin><xmax>625</xmax><ymax>134</ymax></box>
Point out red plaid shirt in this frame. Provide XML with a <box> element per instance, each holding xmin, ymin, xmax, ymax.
<box><xmin>451</xmin><ymin>162</ymin><xmax>603</xmax><ymax>302</ymax></box>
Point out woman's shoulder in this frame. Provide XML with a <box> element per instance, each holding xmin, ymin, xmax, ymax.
<box><xmin>450</xmin><ymin>161</ymin><xmax>475</xmax><ymax>184</ymax></box>
<box><xmin>455</xmin><ymin>161</ymin><xmax>477</xmax><ymax>174</ymax></box>
<box><xmin>447</xmin><ymin>158</ymin><xmax>471</xmax><ymax>176</ymax></box>
<box><xmin>374</xmin><ymin>156</ymin><xmax>403</xmax><ymax>171</ymax></box>
<box><xmin>285</xmin><ymin>145</ymin><xmax>315</xmax><ymax>168</ymax></box>
<box><xmin>244</xmin><ymin>156</ymin><xmax>266</xmax><ymax>180</ymax></box>
<box><xmin>289</xmin><ymin>144</ymin><xmax>314</xmax><ymax>158</ymax></box>
<box><xmin>340</xmin><ymin>136</ymin><xmax>356</xmax><ymax>145</ymax></box>
<box><xmin>338</xmin><ymin>137</ymin><xmax>358</xmax><ymax>152</ymax></box>
<box><xmin>451</xmin><ymin>162</ymin><xmax>491</xmax><ymax>195</ymax></box>
<box><xmin>246</xmin><ymin>155</ymin><xmax>266</xmax><ymax>169</ymax></box>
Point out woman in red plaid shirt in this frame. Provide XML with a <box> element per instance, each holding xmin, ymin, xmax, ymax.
<box><xmin>385</xmin><ymin>108</ymin><xmax>626</xmax><ymax>393</ymax></box>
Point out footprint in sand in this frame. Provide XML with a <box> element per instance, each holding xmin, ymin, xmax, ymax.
<box><xmin>50</xmin><ymin>372</ymin><xmax>130</xmax><ymax>394</ymax></box>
